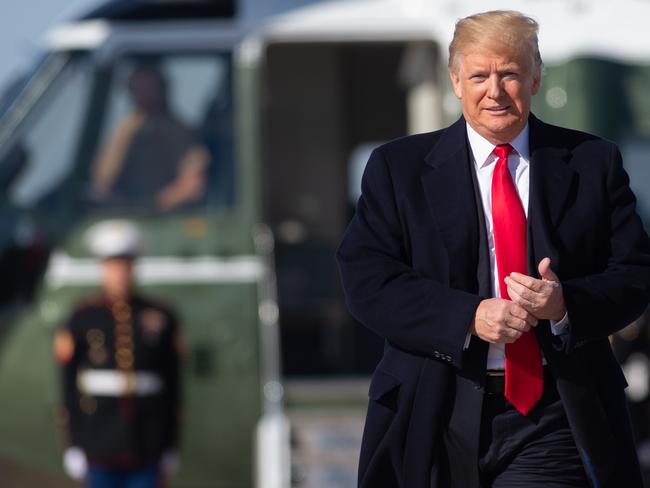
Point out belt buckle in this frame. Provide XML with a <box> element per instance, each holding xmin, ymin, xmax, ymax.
<box><xmin>485</xmin><ymin>370</ymin><xmax>505</xmax><ymax>395</ymax></box>
<box><xmin>123</xmin><ymin>371</ymin><xmax>136</xmax><ymax>395</ymax></box>
<box><xmin>486</xmin><ymin>370</ymin><xmax>505</xmax><ymax>377</ymax></box>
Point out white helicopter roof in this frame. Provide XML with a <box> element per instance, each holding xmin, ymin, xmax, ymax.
<box><xmin>260</xmin><ymin>0</ymin><xmax>650</xmax><ymax>64</ymax></box>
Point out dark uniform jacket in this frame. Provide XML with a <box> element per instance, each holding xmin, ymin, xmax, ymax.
<box><xmin>60</xmin><ymin>293</ymin><xmax>180</xmax><ymax>466</ymax></box>
<box><xmin>336</xmin><ymin>114</ymin><xmax>650</xmax><ymax>488</ymax></box>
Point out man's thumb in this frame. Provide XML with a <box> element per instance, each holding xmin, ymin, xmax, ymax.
<box><xmin>538</xmin><ymin>257</ymin><xmax>559</xmax><ymax>282</ymax></box>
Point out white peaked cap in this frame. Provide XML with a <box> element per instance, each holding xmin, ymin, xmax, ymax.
<box><xmin>85</xmin><ymin>219</ymin><xmax>143</xmax><ymax>259</ymax></box>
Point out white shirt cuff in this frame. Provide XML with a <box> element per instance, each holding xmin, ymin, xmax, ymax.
<box><xmin>550</xmin><ymin>312</ymin><xmax>570</xmax><ymax>335</ymax></box>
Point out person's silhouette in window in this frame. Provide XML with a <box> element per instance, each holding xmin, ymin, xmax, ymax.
<box><xmin>91</xmin><ymin>64</ymin><xmax>209</xmax><ymax>211</ymax></box>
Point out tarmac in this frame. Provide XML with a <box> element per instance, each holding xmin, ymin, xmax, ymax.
<box><xmin>0</xmin><ymin>456</ymin><xmax>76</xmax><ymax>488</ymax></box>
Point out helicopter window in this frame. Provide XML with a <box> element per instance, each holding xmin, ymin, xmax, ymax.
<box><xmin>89</xmin><ymin>54</ymin><xmax>234</xmax><ymax>213</ymax></box>
<box><xmin>1</xmin><ymin>56</ymin><xmax>92</xmax><ymax>208</ymax></box>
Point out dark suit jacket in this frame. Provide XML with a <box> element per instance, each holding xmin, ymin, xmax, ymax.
<box><xmin>336</xmin><ymin>114</ymin><xmax>650</xmax><ymax>488</ymax></box>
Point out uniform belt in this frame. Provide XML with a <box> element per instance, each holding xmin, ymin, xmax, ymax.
<box><xmin>77</xmin><ymin>370</ymin><xmax>163</xmax><ymax>396</ymax></box>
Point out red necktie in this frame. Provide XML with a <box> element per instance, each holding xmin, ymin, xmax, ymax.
<box><xmin>491</xmin><ymin>143</ymin><xmax>543</xmax><ymax>415</ymax></box>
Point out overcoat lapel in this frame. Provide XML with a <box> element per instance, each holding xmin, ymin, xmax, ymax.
<box><xmin>421</xmin><ymin>117</ymin><xmax>480</xmax><ymax>291</ymax></box>
<box><xmin>526</xmin><ymin>114</ymin><xmax>576</xmax><ymax>279</ymax></box>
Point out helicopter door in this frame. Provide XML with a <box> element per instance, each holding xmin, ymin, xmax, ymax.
<box><xmin>260</xmin><ymin>40</ymin><xmax>442</xmax><ymax>375</ymax></box>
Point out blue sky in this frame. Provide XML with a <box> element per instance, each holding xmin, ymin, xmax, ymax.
<box><xmin>0</xmin><ymin>0</ymin><xmax>100</xmax><ymax>89</ymax></box>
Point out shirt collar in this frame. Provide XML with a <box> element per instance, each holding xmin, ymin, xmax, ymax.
<box><xmin>465</xmin><ymin>121</ymin><xmax>530</xmax><ymax>168</ymax></box>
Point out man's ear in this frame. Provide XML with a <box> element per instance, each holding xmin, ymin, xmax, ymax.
<box><xmin>449</xmin><ymin>69</ymin><xmax>462</xmax><ymax>99</ymax></box>
<box><xmin>531</xmin><ymin>66</ymin><xmax>542</xmax><ymax>96</ymax></box>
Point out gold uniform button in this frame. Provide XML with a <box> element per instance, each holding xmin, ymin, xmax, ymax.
<box><xmin>113</xmin><ymin>310</ymin><xmax>132</xmax><ymax>322</ymax></box>
<box><xmin>89</xmin><ymin>347</ymin><xmax>108</xmax><ymax>366</ymax></box>
<box><xmin>116</xmin><ymin>337</ymin><xmax>133</xmax><ymax>348</ymax></box>
<box><xmin>86</xmin><ymin>329</ymin><xmax>105</xmax><ymax>346</ymax></box>
<box><xmin>117</xmin><ymin>360</ymin><xmax>134</xmax><ymax>370</ymax></box>
<box><xmin>116</xmin><ymin>348</ymin><xmax>133</xmax><ymax>359</ymax></box>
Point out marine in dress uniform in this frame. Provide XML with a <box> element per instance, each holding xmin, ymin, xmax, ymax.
<box><xmin>54</xmin><ymin>220</ymin><xmax>182</xmax><ymax>487</ymax></box>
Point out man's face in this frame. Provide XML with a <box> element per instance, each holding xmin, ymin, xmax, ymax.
<box><xmin>449</xmin><ymin>45</ymin><xmax>541</xmax><ymax>144</ymax></box>
<box><xmin>102</xmin><ymin>257</ymin><xmax>134</xmax><ymax>298</ymax></box>
<box><xmin>129</xmin><ymin>70</ymin><xmax>165</xmax><ymax>112</ymax></box>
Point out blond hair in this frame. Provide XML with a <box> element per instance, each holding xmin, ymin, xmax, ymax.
<box><xmin>448</xmin><ymin>10</ymin><xmax>542</xmax><ymax>72</ymax></box>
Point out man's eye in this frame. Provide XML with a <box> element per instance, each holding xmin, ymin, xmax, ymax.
<box><xmin>470</xmin><ymin>75</ymin><xmax>487</xmax><ymax>81</ymax></box>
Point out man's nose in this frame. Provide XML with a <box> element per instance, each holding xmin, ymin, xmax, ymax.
<box><xmin>486</xmin><ymin>74</ymin><xmax>504</xmax><ymax>99</ymax></box>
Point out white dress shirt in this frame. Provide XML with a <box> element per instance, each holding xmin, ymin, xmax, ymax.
<box><xmin>464</xmin><ymin>122</ymin><xmax>568</xmax><ymax>370</ymax></box>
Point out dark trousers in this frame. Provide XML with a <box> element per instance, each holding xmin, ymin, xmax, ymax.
<box><xmin>87</xmin><ymin>465</ymin><xmax>161</xmax><ymax>488</ymax></box>
<box><xmin>478</xmin><ymin>375</ymin><xmax>589</xmax><ymax>488</ymax></box>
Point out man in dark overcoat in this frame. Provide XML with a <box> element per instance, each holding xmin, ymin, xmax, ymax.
<box><xmin>337</xmin><ymin>10</ymin><xmax>650</xmax><ymax>488</ymax></box>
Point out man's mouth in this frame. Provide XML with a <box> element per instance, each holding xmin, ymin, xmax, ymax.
<box><xmin>485</xmin><ymin>106</ymin><xmax>511</xmax><ymax>114</ymax></box>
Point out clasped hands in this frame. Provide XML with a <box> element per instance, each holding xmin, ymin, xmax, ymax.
<box><xmin>470</xmin><ymin>257</ymin><xmax>567</xmax><ymax>344</ymax></box>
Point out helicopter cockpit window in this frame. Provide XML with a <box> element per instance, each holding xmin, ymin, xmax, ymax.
<box><xmin>1</xmin><ymin>55</ymin><xmax>92</xmax><ymax>208</ymax></box>
<box><xmin>89</xmin><ymin>54</ymin><xmax>234</xmax><ymax>213</ymax></box>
